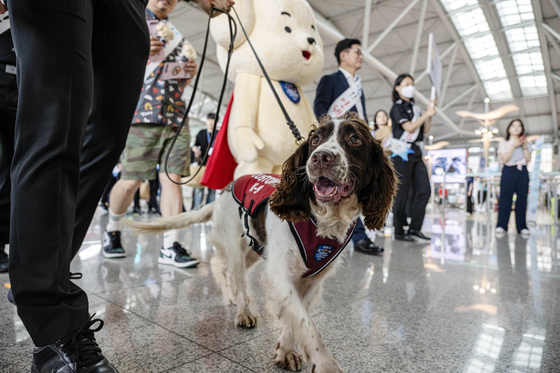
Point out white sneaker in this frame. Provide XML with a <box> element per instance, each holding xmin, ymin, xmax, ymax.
<box><xmin>520</xmin><ymin>229</ymin><xmax>530</xmax><ymax>235</ymax></box>
<box><xmin>496</xmin><ymin>227</ymin><xmax>506</xmax><ymax>234</ymax></box>
<box><xmin>159</xmin><ymin>242</ymin><xmax>199</xmax><ymax>268</ymax></box>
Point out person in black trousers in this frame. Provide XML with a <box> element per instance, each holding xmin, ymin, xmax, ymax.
<box><xmin>389</xmin><ymin>74</ymin><xmax>435</xmax><ymax>242</ymax></box>
<box><xmin>192</xmin><ymin>112</ymin><xmax>219</xmax><ymax>209</ymax></box>
<box><xmin>313</xmin><ymin>38</ymin><xmax>383</xmax><ymax>255</ymax></box>
<box><xmin>496</xmin><ymin>119</ymin><xmax>532</xmax><ymax>235</ymax></box>
<box><xmin>5</xmin><ymin>0</ymin><xmax>233</xmax><ymax>371</ymax></box>
<box><xmin>0</xmin><ymin>15</ymin><xmax>16</xmax><ymax>274</ymax></box>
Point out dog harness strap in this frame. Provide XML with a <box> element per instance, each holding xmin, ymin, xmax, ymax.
<box><xmin>289</xmin><ymin>219</ymin><xmax>358</xmax><ymax>278</ymax></box>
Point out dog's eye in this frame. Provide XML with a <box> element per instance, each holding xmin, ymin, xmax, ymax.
<box><xmin>349</xmin><ymin>136</ymin><xmax>361</xmax><ymax>146</ymax></box>
<box><xmin>311</xmin><ymin>25</ymin><xmax>315</xmax><ymax>31</ymax></box>
<box><xmin>285</xmin><ymin>27</ymin><xmax>292</xmax><ymax>33</ymax></box>
<box><xmin>312</xmin><ymin>137</ymin><xmax>320</xmax><ymax>145</ymax></box>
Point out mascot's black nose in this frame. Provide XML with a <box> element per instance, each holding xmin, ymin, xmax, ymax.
<box><xmin>307</xmin><ymin>37</ymin><xmax>316</xmax><ymax>45</ymax></box>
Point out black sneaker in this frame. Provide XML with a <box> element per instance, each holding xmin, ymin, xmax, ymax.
<box><xmin>31</xmin><ymin>316</ymin><xmax>119</xmax><ymax>373</ymax></box>
<box><xmin>0</xmin><ymin>248</ymin><xmax>8</xmax><ymax>273</ymax></box>
<box><xmin>159</xmin><ymin>242</ymin><xmax>199</xmax><ymax>268</ymax></box>
<box><xmin>102</xmin><ymin>231</ymin><xmax>125</xmax><ymax>258</ymax></box>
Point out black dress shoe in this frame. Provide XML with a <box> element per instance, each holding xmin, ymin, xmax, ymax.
<box><xmin>31</xmin><ymin>317</ymin><xmax>119</xmax><ymax>373</ymax></box>
<box><xmin>7</xmin><ymin>288</ymin><xmax>15</xmax><ymax>306</ymax></box>
<box><xmin>408</xmin><ymin>229</ymin><xmax>431</xmax><ymax>240</ymax></box>
<box><xmin>354</xmin><ymin>238</ymin><xmax>384</xmax><ymax>255</ymax></box>
<box><xmin>0</xmin><ymin>249</ymin><xmax>8</xmax><ymax>273</ymax></box>
<box><xmin>395</xmin><ymin>234</ymin><xmax>415</xmax><ymax>242</ymax></box>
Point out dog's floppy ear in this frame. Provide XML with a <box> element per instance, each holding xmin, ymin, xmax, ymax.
<box><xmin>360</xmin><ymin>143</ymin><xmax>398</xmax><ymax>231</ymax></box>
<box><xmin>210</xmin><ymin>0</ymin><xmax>254</xmax><ymax>50</ymax></box>
<box><xmin>269</xmin><ymin>132</ymin><xmax>313</xmax><ymax>222</ymax></box>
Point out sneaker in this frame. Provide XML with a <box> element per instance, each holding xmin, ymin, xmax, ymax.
<box><xmin>31</xmin><ymin>316</ymin><xmax>119</xmax><ymax>373</ymax></box>
<box><xmin>159</xmin><ymin>242</ymin><xmax>199</xmax><ymax>268</ymax></box>
<box><xmin>520</xmin><ymin>228</ymin><xmax>530</xmax><ymax>235</ymax></box>
<box><xmin>496</xmin><ymin>227</ymin><xmax>506</xmax><ymax>234</ymax></box>
<box><xmin>102</xmin><ymin>231</ymin><xmax>126</xmax><ymax>258</ymax></box>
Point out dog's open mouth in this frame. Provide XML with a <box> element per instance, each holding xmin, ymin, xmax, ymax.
<box><xmin>313</xmin><ymin>176</ymin><xmax>355</xmax><ymax>202</ymax></box>
<box><xmin>302</xmin><ymin>51</ymin><xmax>311</xmax><ymax>60</ymax></box>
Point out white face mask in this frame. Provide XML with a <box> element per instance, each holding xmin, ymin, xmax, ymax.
<box><xmin>400</xmin><ymin>85</ymin><xmax>415</xmax><ymax>99</ymax></box>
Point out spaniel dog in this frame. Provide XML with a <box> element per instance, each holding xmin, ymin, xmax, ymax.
<box><xmin>125</xmin><ymin>113</ymin><xmax>397</xmax><ymax>373</ymax></box>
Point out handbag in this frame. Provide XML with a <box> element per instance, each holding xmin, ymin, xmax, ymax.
<box><xmin>186</xmin><ymin>165</ymin><xmax>206</xmax><ymax>189</ymax></box>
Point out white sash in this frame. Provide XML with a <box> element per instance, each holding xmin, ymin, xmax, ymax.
<box><xmin>398</xmin><ymin>105</ymin><xmax>422</xmax><ymax>143</ymax></box>
<box><xmin>143</xmin><ymin>20</ymin><xmax>183</xmax><ymax>83</ymax></box>
<box><xmin>327</xmin><ymin>76</ymin><xmax>362</xmax><ymax>118</ymax></box>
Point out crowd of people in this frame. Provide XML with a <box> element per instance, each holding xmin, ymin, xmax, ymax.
<box><xmin>0</xmin><ymin>0</ymin><xmax>534</xmax><ymax>372</ymax></box>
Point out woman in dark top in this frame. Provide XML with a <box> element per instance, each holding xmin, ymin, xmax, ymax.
<box><xmin>389</xmin><ymin>74</ymin><xmax>436</xmax><ymax>242</ymax></box>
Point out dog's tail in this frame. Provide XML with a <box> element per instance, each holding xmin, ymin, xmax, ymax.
<box><xmin>122</xmin><ymin>202</ymin><xmax>214</xmax><ymax>235</ymax></box>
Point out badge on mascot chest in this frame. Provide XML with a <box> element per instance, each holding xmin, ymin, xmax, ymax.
<box><xmin>280</xmin><ymin>81</ymin><xmax>300</xmax><ymax>104</ymax></box>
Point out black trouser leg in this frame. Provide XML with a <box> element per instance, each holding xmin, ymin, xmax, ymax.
<box><xmin>467</xmin><ymin>196</ymin><xmax>473</xmax><ymax>213</ymax></box>
<box><xmin>8</xmin><ymin>0</ymin><xmax>148</xmax><ymax>346</ymax></box>
<box><xmin>0</xmin><ymin>72</ymin><xmax>17</xmax><ymax>246</ymax></box>
<box><xmin>392</xmin><ymin>157</ymin><xmax>413</xmax><ymax>235</ymax></box>
<box><xmin>514</xmin><ymin>167</ymin><xmax>529</xmax><ymax>232</ymax></box>
<box><xmin>8</xmin><ymin>0</ymin><xmax>96</xmax><ymax>346</ymax></box>
<box><xmin>149</xmin><ymin>176</ymin><xmax>159</xmax><ymax>209</ymax></box>
<box><xmin>409</xmin><ymin>160</ymin><xmax>431</xmax><ymax>232</ymax></box>
<box><xmin>497</xmin><ymin>166</ymin><xmax>516</xmax><ymax>231</ymax></box>
<box><xmin>70</xmin><ymin>0</ymin><xmax>149</xmax><ymax>258</ymax></box>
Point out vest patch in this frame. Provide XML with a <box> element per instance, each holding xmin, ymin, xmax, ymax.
<box><xmin>315</xmin><ymin>245</ymin><xmax>335</xmax><ymax>261</ymax></box>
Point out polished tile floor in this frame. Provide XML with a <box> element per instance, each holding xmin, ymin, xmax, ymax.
<box><xmin>1</xmin><ymin>206</ymin><xmax>560</xmax><ymax>372</ymax></box>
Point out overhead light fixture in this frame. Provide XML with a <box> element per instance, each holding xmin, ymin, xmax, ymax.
<box><xmin>475</xmin><ymin>130</ymin><xmax>482</xmax><ymax>135</ymax></box>
<box><xmin>492</xmin><ymin>128</ymin><xmax>499</xmax><ymax>133</ymax></box>
<box><xmin>484</xmin><ymin>97</ymin><xmax>490</xmax><ymax>103</ymax></box>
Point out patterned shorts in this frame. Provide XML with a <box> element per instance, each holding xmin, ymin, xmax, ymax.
<box><xmin>121</xmin><ymin>123</ymin><xmax>191</xmax><ymax>180</ymax></box>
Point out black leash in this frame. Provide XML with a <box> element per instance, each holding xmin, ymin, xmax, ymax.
<box><xmin>165</xmin><ymin>6</ymin><xmax>304</xmax><ymax>186</ymax></box>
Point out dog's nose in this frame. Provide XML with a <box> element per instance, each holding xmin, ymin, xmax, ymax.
<box><xmin>311</xmin><ymin>151</ymin><xmax>334</xmax><ymax>167</ymax></box>
<box><xmin>307</xmin><ymin>37</ymin><xmax>316</xmax><ymax>45</ymax></box>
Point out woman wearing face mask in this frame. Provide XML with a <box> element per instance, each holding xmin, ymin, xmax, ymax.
<box><xmin>389</xmin><ymin>74</ymin><xmax>436</xmax><ymax>242</ymax></box>
<box><xmin>373</xmin><ymin>109</ymin><xmax>392</xmax><ymax>142</ymax></box>
<box><xmin>496</xmin><ymin>119</ymin><xmax>532</xmax><ymax>235</ymax></box>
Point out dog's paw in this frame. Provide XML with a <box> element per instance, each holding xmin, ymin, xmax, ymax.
<box><xmin>236</xmin><ymin>311</ymin><xmax>257</xmax><ymax>328</ymax></box>
<box><xmin>273</xmin><ymin>350</ymin><xmax>302</xmax><ymax>371</ymax></box>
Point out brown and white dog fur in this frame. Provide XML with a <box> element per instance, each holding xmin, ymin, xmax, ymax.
<box><xmin>124</xmin><ymin>113</ymin><xmax>397</xmax><ymax>373</ymax></box>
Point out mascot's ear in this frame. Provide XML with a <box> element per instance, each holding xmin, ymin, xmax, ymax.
<box><xmin>360</xmin><ymin>143</ymin><xmax>398</xmax><ymax>231</ymax></box>
<box><xmin>210</xmin><ymin>0</ymin><xmax>254</xmax><ymax>50</ymax></box>
<box><xmin>269</xmin><ymin>133</ymin><xmax>313</xmax><ymax>222</ymax></box>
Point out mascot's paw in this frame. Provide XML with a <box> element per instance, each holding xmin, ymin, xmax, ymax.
<box><xmin>236</xmin><ymin>309</ymin><xmax>257</xmax><ymax>328</ymax></box>
<box><xmin>311</xmin><ymin>357</ymin><xmax>345</xmax><ymax>373</ymax></box>
<box><xmin>236</xmin><ymin>127</ymin><xmax>265</xmax><ymax>163</ymax></box>
<box><xmin>273</xmin><ymin>346</ymin><xmax>302</xmax><ymax>372</ymax></box>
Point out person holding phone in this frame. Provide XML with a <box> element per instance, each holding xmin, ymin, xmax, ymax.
<box><xmin>496</xmin><ymin>119</ymin><xmax>532</xmax><ymax>235</ymax></box>
<box><xmin>389</xmin><ymin>74</ymin><xmax>436</xmax><ymax>242</ymax></box>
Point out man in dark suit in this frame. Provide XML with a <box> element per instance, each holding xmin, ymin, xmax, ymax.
<box><xmin>314</xmin><ymin>38</ymin><xmax>384</xmax><ymax>255</ymax></box>
<box><xmin>192</xmin><ymin>112</ymin><xmax>218</xmax><ymax>208</ymax></box>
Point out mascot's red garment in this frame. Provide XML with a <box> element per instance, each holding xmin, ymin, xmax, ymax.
<box><xmin>232</xmin><ymin>174</ymin><xmax>357</xmax><ymax>277</ymax></box>
<box><xmin>201</xmin><ymin>93</ymin><xmax>238</xmax><ymax>190</ymax></box>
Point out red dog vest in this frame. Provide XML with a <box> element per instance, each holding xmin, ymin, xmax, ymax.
<box><xmin>232</xmin><ymin>174</ymin><xmax>357</xmax><ymax>277</ymax></box>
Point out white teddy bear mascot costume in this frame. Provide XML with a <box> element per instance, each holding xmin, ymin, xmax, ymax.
<box><xmin>202</xmin><ymin>0</ymin><xmax>324</xmax><ymax>188</ymax></box>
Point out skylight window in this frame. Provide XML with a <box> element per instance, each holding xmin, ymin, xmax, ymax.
<box><xmin>495</xmin><ymin>0</ymin><xmax>547</xmax><ymax>97</ymax></box>
<box><xmin>441</xmin><ymin>0</ymin><xmax>514</xmax><ymax>100</ymax></box>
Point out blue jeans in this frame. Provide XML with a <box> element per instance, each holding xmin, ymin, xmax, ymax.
<box><xmin>352</xmin><ymin>218</ymin><xmax>368</xmax><ymax>243</ymax></box>
<box><xmin>194</xmin><ymin>187</ymin><xmax>216</xmax><ymax>209</ymax></box>
<box><xmin>497</xmin><ymin>166</ymin><xmax>529</xmax><ymax>232</ymax></box>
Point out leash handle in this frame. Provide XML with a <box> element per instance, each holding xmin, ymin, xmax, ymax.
<box><xmin>231</xmin><ymin>6</ymin><xmax>304</xmax><ymax>144</ymax></box>
<box><xmin>164</xmin><ymin>7</ymin><xmax>237</xmax><ymax>186</ymax></box>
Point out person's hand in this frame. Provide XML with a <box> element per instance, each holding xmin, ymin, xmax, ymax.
<box><xmin>0</xmin><ymin>1</ymin><xmax>7</xmax><ymax>14</ymax></box>
<box><xmin>236</xmin><ymin>127</ymin><xmax>265</xmax><ymax>163</ymax></box>
<box><xmin>149</xmin><ymin>36</ymin><xmax>164</xmax><ymax>57</ymax></box>
<box><xmin>430</xmin><ymin>98</ymin><xmax>437</xmax><ymax>107</ymax></box>
<box><xmin>467</xmin><ymin>191</ymin><xmax>471</xmax><ymax>197</ymax></box>
<box><xmin>512</xmin><ymin>138</ymin><xmax>522</xmax><ymax>148</ymax></box>
<box><xmin>193</xmin><ymin>147</ymin><xmax>202</xmax><ymax>159</ymax></box>
<box><xmin>426</xmin><ymin>106</ymin><xmax>436</xmax><ymax>117</ymax></box>
<box><xmin>184</xmin><ymin>59</ymin><xmax>198</xmax><ymax>78</ymax></box>
<box><xmin>210</xmin><ymin>0</ymin><xmax>234</xmax><ymax>15</ymax></box>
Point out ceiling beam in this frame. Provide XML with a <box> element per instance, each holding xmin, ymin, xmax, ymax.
<box><xmin>315</xmin><ymin>10</ymin><xmax>475</xmax><ymax>137</ymax></box>
<box><xmin>409</xmin><ymin>0</ymin><xmax>429</xmax><ymax>75</ymax></box>
<box><xmin>366</xmin><ymin>0</ymin><xmax>421</xmax><ymax>53</ymax></box>
<box><xmin>362</xmin><ymin>0</ymin><xmax>374</xmax><ymax>47</ymax></box>
<box><xmin>534</xmin><ymin>0</ymin><xmax>559</xmax><ymax>139</ymax></box>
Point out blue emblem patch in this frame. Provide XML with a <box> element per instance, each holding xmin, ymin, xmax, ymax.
<box><xmin>315</xmin><ymin>245</ymin><xmax>335</xmax><ymax>262</ymax></box>
<box><xmin>280</xmin><ymin>81</ymin><xmax>300</xmax><ymax>104</ymax></box>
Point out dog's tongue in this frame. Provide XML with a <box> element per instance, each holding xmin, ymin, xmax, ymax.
<box><xmin>316</xmin><ymin>178</ymin><xmax>336</xmax><ymax>195</ymax></box>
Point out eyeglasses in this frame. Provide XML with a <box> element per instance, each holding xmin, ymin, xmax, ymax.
<box><xmin>345</xmin><ymin>48</ymin><xmax>363</xmax><ymax>56</ymax></box>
